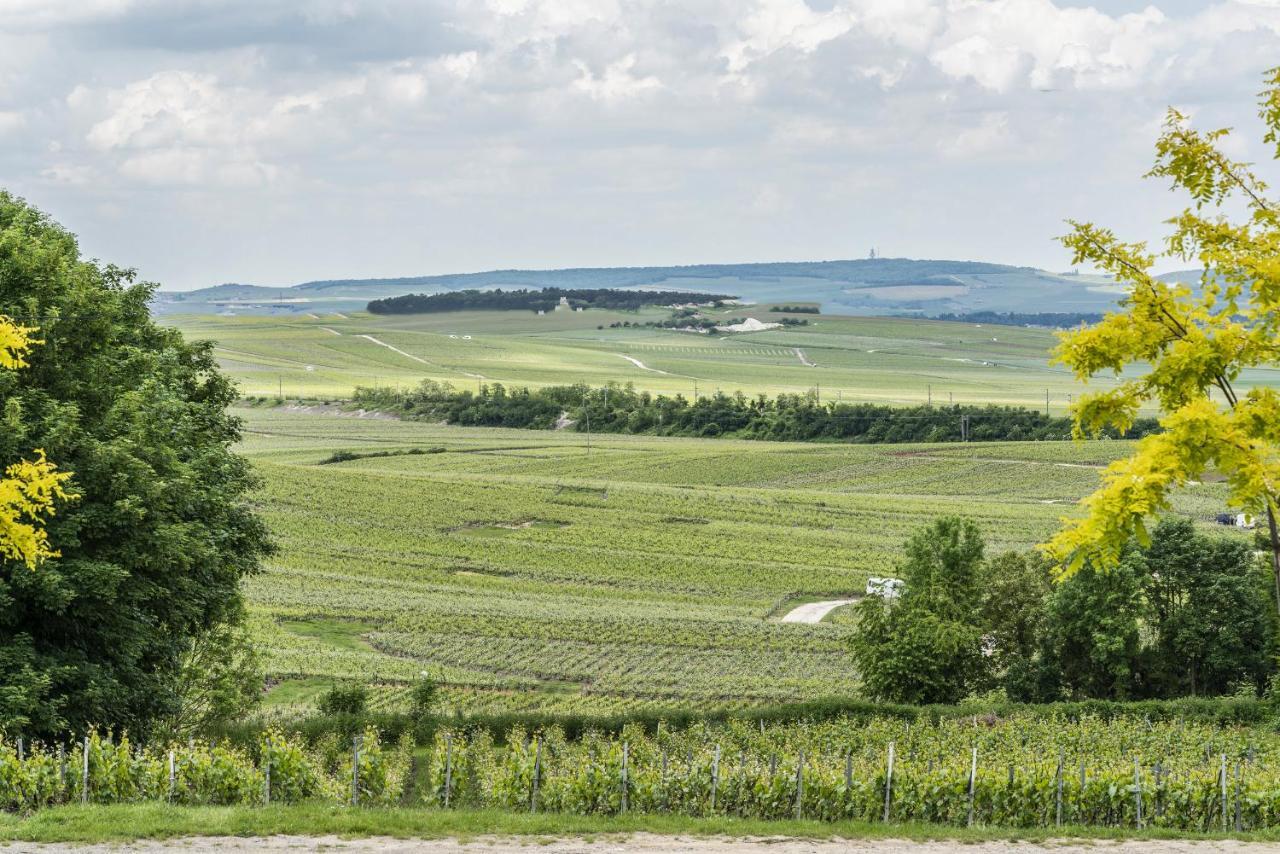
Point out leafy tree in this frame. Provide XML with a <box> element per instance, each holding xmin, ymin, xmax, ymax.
<box><xmin>0</xmin><ymin>316</ymin><xmax>73</xmax><ymax>571</ymax></box>
<box><xmin>151</xmin><ymin>620</ymin><xmax>263</xmax><ymax>741</ymax></box>
<box><xmin>1037</xmin><ymin>557</ymin><xmax>1143</xmax><ymax>700</ymax></box>
<box><xmin>850</xmin><ymin>517</ymin><xmax>987</xmax><ymax>704</ymax></box>
<box><xmin>0</xmin><ymin>191</ymin><xmax>272</xmax><ymax>738</ymax></box>
<box><xmin>1135</xmin><ymin>519</ymin><xmax>1274</xmax><ymax>696</ymax></box>
<box><xmin>318</xmin><ymin>682</ymin><xmax>369</xmax><ymax>717</ymax></box>
<box><xmin>1045</xmin><ymin>68</ymin><xmax>1280</xmax><ymax>614</ymax></box>
<box><xmin>980</xmin><ymin>551</ymin><xmax>1053</xmax><ymax>699</ymax></box>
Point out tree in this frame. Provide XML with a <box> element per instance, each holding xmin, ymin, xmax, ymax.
<box><xmin>1037</xmin><ymin>556</ymin><xmax>1143</xmax><ymax>700</ymax></box>
<box><xmin>1045</xmin><ymin>68</ymin><xmax>1280</xmax><ymax>615</ymax></box>
<box><xmin>849</xmin><ymin>517</ymin><xmax>987</xmax><ymax>704</ymax></box>
<box><xmin>1134</xmin><ymin>519</ymin><xmax>1274</xmax><ymax>696</ymax></box>
<box><xmin>0</xmin><ymin>316</ymin><xmax>74</xmax><ymax>571</ymax></box>
<box><xmin>0</xmin><ymin>191</ymin><xmax>273</xmax><ymax>738</ymax></box>
<box><xmin>980</xmin><ymin>551</ymin><xmax>1053</xmax><ymax>700</ymax></box>
<box><xmin>151</xmin><ymin>620</ymin><xmax>263</xmax><ymax>741</ymax></box>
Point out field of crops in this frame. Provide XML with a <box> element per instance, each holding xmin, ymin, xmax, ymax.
<box><xmin>239</xmin><ymin>408</ymin><xmax>1244</xmax><ymax>718</ymax></box>
<box><xmin>423</xmin><ymin>714</ymin><xmax>1280</xmax><ymax>830</ymax></box>
<box><xmin>169</xmin><ymin>309</ymin><xmax>1151</xmax><ymax>409</ymax></box>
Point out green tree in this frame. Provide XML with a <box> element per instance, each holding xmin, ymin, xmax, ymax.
<box><xmin>849</xmin><ymin>517</ymin><xmax>987</xmax><ymax>704</ymax></box>
<box><xmin>151</xmin><ymin>619</ymin><xmax>263</xmax><ymax>741</ymax></box>
<box><xmin>1037</xmin><ymin>557</ymin><xmax>1143</xmax><ymax>700</ymax></box>
<box><xmin>1045</xmin><ymin>68</ymin><xmax>1280</xmax><ymax>614</ymax></box>
<box><xmin>1135</xmin><ymin>519</ymin><xmax>1274</xmax><ymax>696</ymax></box>
<box><xmin>0</xmin><ymin>191</ymin><xmax>272</xmax><ymax>737</ymax></box>
<box><xmin>981</xmin><ymin>551</ymin><xmax>1053</xmax><ymax>700</ymax></box>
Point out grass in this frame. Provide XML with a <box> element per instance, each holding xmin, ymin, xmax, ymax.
<box><xmin>237</xmin><ymin>407</ymin><xmax>1248</xmax><ymax>718</ymax></box>
<box><xmin>165</xmin><ymin>308</ymin><xmax>1169</xmax><ymax>408</ymax></box>
<box><xmin>5</xmin><ymin>803</ymin><xmax>1280</xmax><ymax>844</ymax></box>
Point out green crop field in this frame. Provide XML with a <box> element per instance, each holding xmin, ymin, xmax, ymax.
<box><xmin>168</xmin><ymin>309</ymin><xmax>1280</xmax><ymax>410</ymax></box>
<box><xmin>239</xmin><ymin>407</ymin><xmax>1245</xmax><ymax>718</ymax></box>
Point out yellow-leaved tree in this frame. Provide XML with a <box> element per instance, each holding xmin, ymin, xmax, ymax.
<box><xmin>0</xmin><ymin>315</ymin><xmax>72</xmax><ymax>568</ymax></box>
<box><xmin>1045</xmin><ymin>67</ymin><xmax>1280</xmax><ymax>611</ymax></box>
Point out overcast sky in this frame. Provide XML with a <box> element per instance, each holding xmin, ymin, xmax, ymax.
<box><xmin>1</xmin><ymin>0</ymin><xmax>1277</xmax><ymax>290</ymax></box>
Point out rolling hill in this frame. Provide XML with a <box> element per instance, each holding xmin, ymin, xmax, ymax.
<box><xmin>151</xmin><ymin>258</ymin><xmax>1134</xmax><ymax>318</ymax></box>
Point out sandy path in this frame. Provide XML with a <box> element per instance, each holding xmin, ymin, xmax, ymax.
<box><xmin>16</xmin><ymin>835</ymin><xmax>1280</xmax><ymax>853</ymax></box>
<box><xmin>616</xmin><ymin>353</ymin><xmax>670</xmax><ymax>375</ymax></box>
<box><xmin>319</xmin><ymin>327</ymin><xmax>342</xmax><ymax>336</ymax></box>
<box><xmin>359</xmin><ymin>335</ymin><xmax>486</xmax><ymax>380</ymax></box>
<box><xmin>795</xmin><ymin>348</ymin><xmax>816</xmax><ymax>367</ymax></box>
<box><xmin>780</xmin><ymin>599</ymin><xmax>858</xmax><ymax>623</ymax></box>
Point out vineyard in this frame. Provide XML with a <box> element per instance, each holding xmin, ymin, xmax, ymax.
<box><xmin>238</xmin><ymin>409</ymin><xmax>1244</xmax><ymax>718</ymax></box>
<box><xmin>422</xmin><ymin>714</ymin><xmax>1280</xmax><ymax>830</ymax></box>
<box><xmin>0</xmin><ymin>728</ymin><xmax>412</xmax><ymax>811</ymax></box>
<box><xmin>168</xmin><ymin>310</ymin><xmax>1142</xmax><ymax>408</ymax></box>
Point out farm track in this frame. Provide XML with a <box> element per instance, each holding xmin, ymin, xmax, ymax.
<box><xmin>779</xmin><ymin>599</ymin><xmax>859</xmax><ymax>623</ymax></box>
<box><xmin>358</xmin><ymin>334</ymin><xmax>487</xmax><ymax>380</ymax></box>
<box><xmin>23</xmin><ymin>835</ymin><xmax>1280</xmax><ymax>853</ymax></box>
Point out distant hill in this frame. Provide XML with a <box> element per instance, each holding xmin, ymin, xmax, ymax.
<box><xmin>151</xmin><ymin>258</ymin><xmax>1133</xmax><ymax>317</ymax></box>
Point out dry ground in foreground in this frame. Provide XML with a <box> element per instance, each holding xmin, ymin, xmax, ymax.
<box><xmin>11</xmin><ymin>836</ymin><xmax>1280</xmax><ymax>853</ymax></box>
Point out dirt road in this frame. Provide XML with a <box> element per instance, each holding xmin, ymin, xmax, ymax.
<box><xmin>779</xmin><ymin>599</ymin><xmax>858</xmax><ymax>623</ymax></box>
<box><xmin>15</xmin><ymin>835</ymin><xmax>1280</xmax><ymax>853</ymax></box>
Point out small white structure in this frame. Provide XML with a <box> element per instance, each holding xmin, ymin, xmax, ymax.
<box><xmin>865</xmin><ymin>577</ymin><xmax>905</xmax><ymax>599</ymax></box>
<box><xmin>1237</xmin><ymin>513</ymin><xmax>1256</xmax><ymax>529</ymax></box>
<box><xmin>576</xmin><ymin>306</ymin><xmax>584</xmax><ymax>312</ymax></box>
<box><xmin>537</xmin><ymin>310</ymin><xmax>545</xmax><ymax>316</ymax></box>
<box><xmin>555</xmin><ymin>296</ymin><xmax>570</xmax><ymax>312</ymax></box>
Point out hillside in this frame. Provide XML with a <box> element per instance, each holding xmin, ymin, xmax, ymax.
<box><xmin>151</xmin><ymin>258</ymin><xmax>1129</xmax><ymax>317</ymax></box>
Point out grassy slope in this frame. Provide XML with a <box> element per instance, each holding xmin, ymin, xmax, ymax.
<box><xmin>240</xmin><ymin>408</ymin><xmax>1242</xmax><ymax>718</ymax></box>
<box><xmin>4</xmin><ymin>804</ymin><xmax>1277</xmax><ymax>844</ymax></box>
<box><xmin>168</xmin><ymin>309</ymin><xmax>1144</xmax><ymax>407</ymax></box>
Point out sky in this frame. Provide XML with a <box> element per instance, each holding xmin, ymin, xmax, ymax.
<box><xmin>1</xmin><ymin>0</ymin><xmax>1278</xmax><ymax>291</ymax></box>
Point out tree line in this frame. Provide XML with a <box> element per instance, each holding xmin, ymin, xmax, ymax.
<box><xmin>853</xmin><ymin>516</ymin><xmax>1276</xmax><ymax>705</ymax></box>
<box><xmin>367</xmin><ymin>287</ymin><xmax>734</xmax><ymax>315</ymax></box>
<box><xmin>352</xmin><ymin>380</ymin><xmax>1160</xmax><ymax>443</ymax></box>
<box><xmin>931</xmin><ymin>311</ymin><xmax>1107</xmax><ymax>328</ymax></box>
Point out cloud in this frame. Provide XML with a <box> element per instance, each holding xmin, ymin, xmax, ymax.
<box><xmin>0</xmin><ymin>0</ymin><xmax>1276</xmax><ymax>288</ymax></box>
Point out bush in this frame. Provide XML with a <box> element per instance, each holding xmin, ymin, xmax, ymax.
<box><xmin>318</xmin><ymin>683</ymin><xmax>368</xmax><ymax>717</ymax></box>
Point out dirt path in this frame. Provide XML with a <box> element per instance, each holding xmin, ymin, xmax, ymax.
<box><xmin>795</xmin><ymin>348</ymin><xmax>816</xmax><ymax>367</ymax></box>
<box><xmin>319</xmin><ymin>326</ymin><xmax>342</xmax><ymax>336</ymax></box>
<box><xmin>615</xmin><ymin>353</ymin><xmax>670</xmax><ymax>375</ymax></box>
<box><xmin>780</xmin><ymin>599</ymin><xmax>858</xmax><ymax>623</ymax></box>
<box><xmin>359</xmin><ymin>334</ymin><xmax>486</xmax><ymax>380</ymax></box>
<box><xmin>16</xmin><ymin>835</ymin><xmax>1280</xmax><ymax>853</ymax></box>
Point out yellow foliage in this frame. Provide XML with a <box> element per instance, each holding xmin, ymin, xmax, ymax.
<box><xmin>1045</xmin><ymin>68</ymin><xmax>1280</xmax><ymax>578</ymax></box>
<box><xmin>0</xmin><ymin>316</ymin><xmax>74</xmax><ymax>569</ymax></box>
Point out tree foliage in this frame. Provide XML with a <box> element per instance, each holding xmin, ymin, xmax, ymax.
<box><xmin>0</xmin><ymin>317</ymin><xmax>73</xmax><ymax>570</ymax></box>
<box><xmin>0</xmin><ymin>191</ymin><xmax>272</xmax><ymax>737</ymax></box>
<box><xmin>1045</xmin><ymin>69</ymin><xmax>1280</xmax><ymax>605</ymax></box>
<box><xmin>849</xmin><ymin>517</ymin><xmax>987</xmax><ymax>704</ymax></box>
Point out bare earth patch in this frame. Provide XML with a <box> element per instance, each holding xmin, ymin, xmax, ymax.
<box><xmin>14</xmin><ymin>836</ymin><xmax>1280</xmax><ymax>853</ymax></box>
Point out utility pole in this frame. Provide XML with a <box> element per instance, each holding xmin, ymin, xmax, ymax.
<box><xmin>693</xmin><ymin>380</ymin><xmax>699</xmax><ymax>401</ymax></box>
<box><xmin>278</xmin><ymin>375</ymin><xmax>283</xmax><ymax>400</ymax></box>
<box><xmin>927</xmin><ymin>384</ymin><xmax>932</xmax><ymax>406</ymax></box>
<box><xmin>1045</xmin><ymin>389</ymin><xmax>1050</xmax><ymax>416</ymax></box>
<box><xmin>960</xmin><ymin>414</ymin><xmax>969</xmax><ymax>442</ymax></box>
<box><xmin>584</xmin><ymin>390</ymin><xmax>592</xmax><ymax>455</ymax></box>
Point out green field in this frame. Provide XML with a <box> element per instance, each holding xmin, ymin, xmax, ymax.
<box><xmin>168</xmin><ymin>309</ymin><xmax>1280</xmax><ymax>410</ymax></box>
<box><xmin>167</xmin><ymin>309</ymin><xmax>1114</xmax><ymax>409</ymax></box>
<box><xmin>240</xmin><ymin>407</ymin><xmax>1243</xmax><ymax>718</ymax></box>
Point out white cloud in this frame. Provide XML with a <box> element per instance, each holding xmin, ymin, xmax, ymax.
<box><xmin>2</xmin><ymin>0</ymin><xmax>1278</xmax><ymax>288</ymax></box>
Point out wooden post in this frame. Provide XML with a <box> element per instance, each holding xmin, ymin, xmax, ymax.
<box><xmin>1234</xmin><ymin>762</ymin><xmax>1242</xmax><ymax>832</ymax></box>
<box><xmin>794</xmin><ymin>751</ymin><xmax>804</xmax><ymax>820</ymax></box>
<box><xmin>1155</xmin><ymin>761</ymin><xmax>1163</xmax><ymax>820</ymax></box>
<box><xmin>1055</xmin><ymin>751</ymin><xmax>1063</xmax><ymax>828</ymax></box>
<box><xmin>770</xmin><ymin>753</ymin><xmax>777</xmax><ymax>776</ymax></box>
<box><xmin>17</xmin><ymin>738</ymin><xmax>23</xmax><ymax>762</ymax></box>
<box><xmin>81</xmin><ymin>735</ymin><xmax>89</xmax><ymax>805</ymax></box>
<box><xmin>844</xmin><ymin>752</ymin><xmax>853</xmax><ymax>791</ymax></box>
<box><xmin>264</xmin><ymin>754</ymin><xmax>271</xmax><ymax>807</ymax></box>
<box><xmin>168</xmin><ymin>750</ymin><xmax>176</xmax><ymax>803</ymax></box>
<box><xmin>710</xmin><ymin>745</ymin><xmax>720</xmax><ymax>813</ymax></box>
<box><xmin>530</xmin><ymin>739</ymin><xmax>541</xmax><ymax>813</ymax></box>
<box><xmin>351</xmin><ymin>735</ymin><xmax>362</xmax><ymax>807</ymax></box>
<box><xmin>620</xmin><ymin>741</ymin><xmax>629</xmax><ymax>814</ymax></box>
<box><xmin>444</xmin><ymin>735</ymin><xmax>454</xmax><ymax>809</ymax></box>
<box><xmin>883</xmin><ymin>742</ymin><xmax>894</xmax><ymax>823</ymax></box>
<box><xmin>1220</xmin><ymin>754</ymin><xmax>1228</xmax><ymax>831</ymax></box>
<box><xmin>1133</xmin><ymin>757</ymin><xmax>1142</xmax><ymax>828</ymax></box>
<box><xmin>58</xmin><ymin>744</ymin><xmax>65</xmax><ymax>798</ymax></box>
<box><xmin>966</xmin><ymin>747</ymin><xmax>977</xmax><ymax>827</ymax></box>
